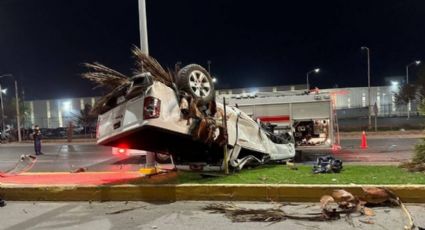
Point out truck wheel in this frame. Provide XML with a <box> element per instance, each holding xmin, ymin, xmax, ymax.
<box><xmin>177</xmin><ymin>64</ymin><xmax>215</xmax><ymax>105</ymax></box>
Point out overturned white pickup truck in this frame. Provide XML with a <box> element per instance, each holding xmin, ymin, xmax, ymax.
<box><xmin>86</xmin><ymin>48</ymin><xmax>295</xmax><ymax>170</ymax></box>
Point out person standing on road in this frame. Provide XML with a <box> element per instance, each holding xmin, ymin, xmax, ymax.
<box><xmin>32</xmin><ymin>125</ymin><xmax>43</xmax><ymax>155</ymax></box>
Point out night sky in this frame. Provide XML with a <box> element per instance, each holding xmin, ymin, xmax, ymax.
<box><xmin>0</xmin><ymin>0</ymin><xmax>424</xmax><ymax>100</ymax></box>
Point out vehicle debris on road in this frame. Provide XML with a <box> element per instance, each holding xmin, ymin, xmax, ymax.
<box><xmin>0</xmin><ymin>154</ymin><xmax>37</xmax><ymax>177</ymax></box>
<box><xmin>0</xmin><ymin>198</ymin><xmax>6</xmax><ymax>207</ymax></box>
<box><xmin>312</xmin><ymin>156</ymin><xmax>343</xmax><ymax>174</ymax></box>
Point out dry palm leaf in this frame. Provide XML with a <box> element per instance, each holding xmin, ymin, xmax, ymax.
<box><xmin>132</xmin><ymin>46</ymin><xmax>173</xmax><ymax>87</ymax></box>
<box><xmin>82</xmin><ymin>47</ymin><xmax>176</xmax><ymax>114</ymax></box>
<box><xmin>204</xmin><ymin>203</ymin><xmax>341</xmax><ymax>222</ymax></box>
<box><xmin>82</xmin><ymin>62</ymin><xmax>129</xmax><ymax>90</ymax></box>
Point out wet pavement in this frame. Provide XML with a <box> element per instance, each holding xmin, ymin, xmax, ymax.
<box><xmin>0</xmin><ymin>144</ymin><xmax>147</xmax><ymax>173</ymax></box>
<box><xmin>0</xmin><ymin>137</ymin><xmax>419</xmax><ymax>173</ymax></box>
<box><xmin>336</xmin><ymin>137</ymin><xmax>417</xmax><ymax>163</ymax></box>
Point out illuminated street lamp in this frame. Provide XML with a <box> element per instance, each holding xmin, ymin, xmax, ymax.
<box><xmin>406</xmin><ymin>60</ymin><xmax>421</xmax><ymax>84</ymax></box>
<box><xmin>0</xmin><ymin>86</ymin><xmax>6</xmax><ymax>138</ymax></box>
<box><xmin>306</xmin><ymin>68</ymin><xmax>320</xmax><ymax>90</ymax></box>
<box><xmin>361</xmin><ymin>46</ymin><xmax>371</xmax><ymax>130</ymax></box>
<box><xmin>406</xmin><ymin>60</ymin><xmax>421</xmax><ymax>119</ymax></box>
<box><xmin>0</xmin><ymin>74</ymin><xmax>22</xmax><ymax>142</ymax></box>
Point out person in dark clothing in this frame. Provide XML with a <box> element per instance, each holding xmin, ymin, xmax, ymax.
<box><xmin>32</xmin><ymin>125</ymin><xmax>43</xmax><ymax>155</ymax></box>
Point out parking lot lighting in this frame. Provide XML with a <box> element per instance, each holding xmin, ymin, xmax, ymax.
<box><xmin>212</xmin><ymin>77</ymin><xmax>217</xmax><ymax>83</ymax></box>
<box><xmin>361</xmin><ymin>46</ymin><xmax>371</xmax><ymax>130</ymax></box>
<box><xmin>306</xmin><ymin>68</ymin><xmax>320</xmax><ymax>90</ymax></box>
<box><xmin>0</xmin><ymin>73</ymin><xmax>22</xmax><ymax>142</ymax></box>
<box><xmin>62</xmin><ymin>101</ymin><xmax>72</xmax><ymax>112</ymax></box>
<box><xmin>406</xmin><ymin>60</ymin><xmax>421</xmax><ymax>119</ymax></box>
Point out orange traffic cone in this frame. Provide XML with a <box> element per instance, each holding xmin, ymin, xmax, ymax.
<box><xmin>360</xmin><ymin>131</ymin><xmax>368</xmax><ymax>149</ymax></box>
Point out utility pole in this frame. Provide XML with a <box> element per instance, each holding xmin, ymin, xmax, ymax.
<box><xmin>207</xmin><ymin>60</ymin><xmax>212</xmax><ymax>74</ymax></box>
<box><xmin>0</xmin><ymin>84</ymin><xmax>5</xmax><ymax>139</ymax></box>
<box><xmin>361</xmin><ymin>47</ymin><xmax>371</xmax><ymax>130</ymax></box>
<box><xmin>306</xmin><ymin>68</ymin><xmax>320</xmax><ymax>91</ymax></box>
<box><xmin>406</xmin><ymin>60</ymin><xmax>421</xmax><ymax>119</ymax></box>
<box><xmin>15</xmin><ymin>80</ymin><xmax>22</xmax><ymax>142</ymax></box>
<box><xmin>138</xmin><ymin>0</ymin><xmax>156</xmax><ymax>167</ymax></box>
<box><xmin>0</xmin><ymin>74</ymin><xmax>22</xmax><ymax>142</ymax></box>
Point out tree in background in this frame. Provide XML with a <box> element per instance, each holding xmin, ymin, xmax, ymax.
<box><xmin>3</xmin><ymin>98</ymin><xmax>30</xmax><ymax>128</ymax></box>
<box><xmin>75</xmin><ymin>103</ymin><xmax>97</xmax><ymax>136</ymax></box>
<box><xmin>396</xmin><ymin>66</ymin><xmax>425</xmax><ymax>110</ymax></box>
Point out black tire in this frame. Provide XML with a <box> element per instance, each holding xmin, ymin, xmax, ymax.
<box><xmin>177</xmin><ymin>64</ymin><xmax>215</xmax><ymax>105</ymax></box>
<box><xmin>155</xmin><ymin>152</ymin><xmax>171</xmax><ymax>164</ymax></box>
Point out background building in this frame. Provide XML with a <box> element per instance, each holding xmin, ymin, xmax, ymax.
<box><xmin>22</xmin><ymin>85</ymin><xmax>421</xmax><ymax>130</ymax></box>
<box><xmin>24</xmin><ymin>97</ymin><xmax>97</xmax><ymax>128</ymax></box>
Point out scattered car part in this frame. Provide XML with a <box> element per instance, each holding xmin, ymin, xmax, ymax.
<box><xmin>0</xmin><ymin>154</ymin><xmax>37</xmax><ymax>176</ymax></box>
<box><xmin>313</xmin><ymin>155</ymin><xmax>343</xmax><ymax>174</ymax></box>
<box><xmin>0</xmin><ymin>198</ymin><xmax>6</xmax><ymax>207</ymax></box>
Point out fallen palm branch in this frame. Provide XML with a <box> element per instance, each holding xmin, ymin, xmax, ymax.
<box><xmin>82</xmin><ymin>62</ymin><xmax>129</xmax><ymax>90</ymax></box>
<box><xmin>82</xmin><ymin>47</ymin><xmax>176</xmax><ymax>114</ymax></box>
<box><xmin>204</xmin><ymin>203</ymin><xmax>344</xmax><ymax>222</ymax></box>
<box><xmin>131</xmin><ymin>46</ymin><xmax>174</xmax><ymax>87</ymax></box>
<box><xmin>204</xmin><ymin>187</ymin><xmax>415</xmax><ymax>229</ymax></box>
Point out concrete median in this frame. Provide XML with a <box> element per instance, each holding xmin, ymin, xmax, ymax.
<box><xmin>1</xmin><ymin>175</ymin><xmax>425</xmax><ymax>202</ymax></box>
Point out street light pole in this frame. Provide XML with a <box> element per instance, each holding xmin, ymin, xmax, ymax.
<box><xmin>406</xmin><ymin>60</ymin><xmax>421</xmax><ymax>119</ymax></box>
<box><xmin>138</xmin><ymin>0</ymin><xmax>149</xmax><ymax>55</ymax></box>
<box><xmin>306</xmin><ymin>68</ymin><xmax>320</xmax><ymax>91</ymax></box>
<box><xmin>15</xmin><ymin>80</ymin><xmax>22</xmax><ymax>142</ymax></box>
<box><xmin>361</xmin><ymin>47</ymin><xmax>371</xmax><ymax>130</ymax></box>
<box><xmin>138</xmin><ymin>0</ymin><xmax>157</xmax><ymax>167</ymax></box>
<box><xmin>0</xmin><ymin>74</ymin><xmax>22</xmax><ymax>142</ymax></box>
<box><xmin>207</xmin><ymin>60</ymin><xmax>212</xmax><ymax>74</ymax></box>
<box><xmin>0</xmin><ymin>84</ymin><xmax>5</xmax><ymax>139</ymax></box>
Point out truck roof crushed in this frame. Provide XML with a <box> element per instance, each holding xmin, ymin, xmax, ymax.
<box><xmin>82</xmin><ymin>47</ymin><xmax>295</xmax><ymax>170</ymax></box>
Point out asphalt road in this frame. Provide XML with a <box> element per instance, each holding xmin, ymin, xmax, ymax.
<box><xmin>0</xmin><ymin>144</ymin><xmax>146</xmax><ymax>173</ymax></box>
<box><xmin>0</xmin><ymin>201</ymin><xmax>424</xmax><ymax>230</ymax></box>
<box><xmin>337</xmin><ymin>137</ymin><xmax>418</xmax><ymax>163</ymax></box>
<box><xmin>0</xmin><ymin>137</ymin><xmax>419</xmax><ymax>172</ymax></box>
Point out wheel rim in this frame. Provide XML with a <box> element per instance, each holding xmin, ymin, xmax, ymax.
<box><xmin>188</xmin><ymin>70</ymin><xmax>211</xmax><ymax>98</ymax></box>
